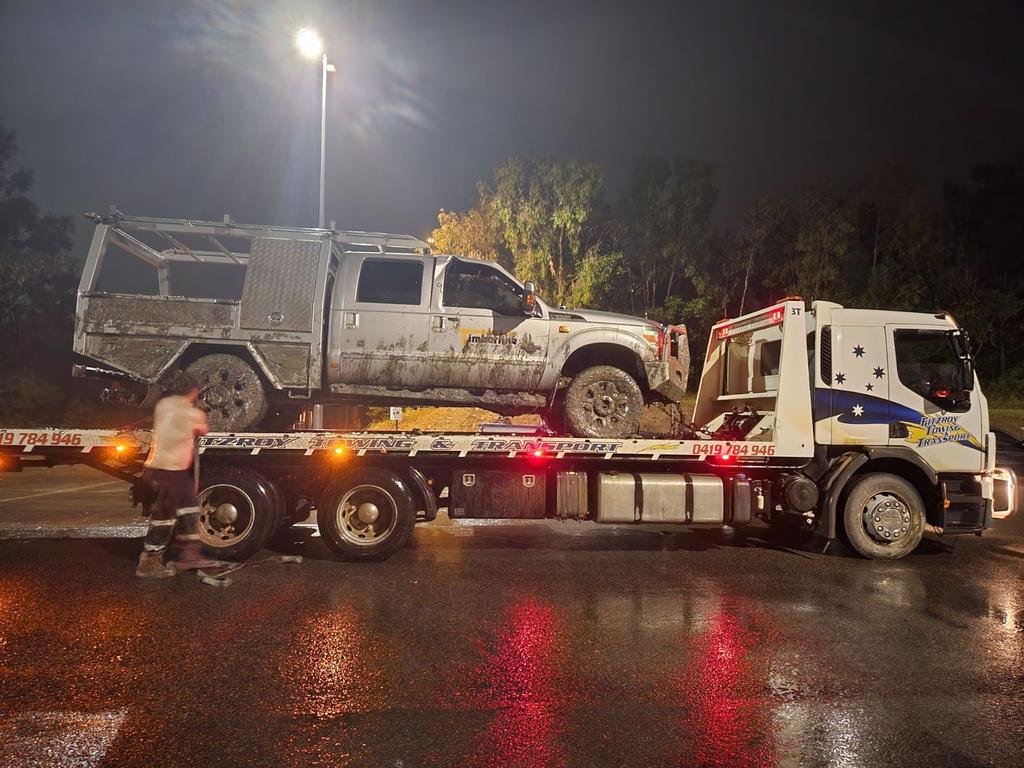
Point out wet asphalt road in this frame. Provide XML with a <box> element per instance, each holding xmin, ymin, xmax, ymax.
<box><xmin>1</xmin><ymin>508</ymin><xmax>1023</xmax><ymax>767</ymax></box>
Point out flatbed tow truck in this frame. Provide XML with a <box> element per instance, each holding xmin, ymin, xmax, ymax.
<box><xmin>1</xmin><ymin>300</ymin><xmax>1016</xmax><ymax>561</ymax></box>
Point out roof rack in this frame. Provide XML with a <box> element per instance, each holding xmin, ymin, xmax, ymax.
<box><xmin>84</xmin><ymin>208</ymin><xmax>431</xmax><ymax>265</ymax></box>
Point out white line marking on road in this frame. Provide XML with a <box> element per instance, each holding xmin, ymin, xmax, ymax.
<box><xmin>0</xmin><ymin>481</ymin><xmax>120</xmax><ymax>504</ymax></box>
<box><xmin>0</xmin><ymin>708</ymin><xmax>128</xmax><ymax>768</ymax></box>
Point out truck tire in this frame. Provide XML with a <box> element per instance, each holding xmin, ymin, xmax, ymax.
<box><xmin>317</xmin><ymin>467</ymin><xmax>416</xmax><ymax>561</ymax></box>
<box><xmin>185</xmin><ymin>353</ymin><xmax>268</xmax><ymax>433</ymax></box>
<box><xmin>563</xmin><ymin>365</ymin><xmax>644</xmax><ymax>438</ymax></box>
<box><xmin>841</xmin><ymin>472</ymin><xmax>925</xmax><ymax>559</ymax></box>
<box><xmin>197</xmin><ymin>466</ymin><xmax>281</xmax><ymax>560</ymax></box>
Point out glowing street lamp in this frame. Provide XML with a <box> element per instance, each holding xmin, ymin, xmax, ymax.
<box><xmin>295</xmin><ymin>27</ymin><xmax>323</xmax><ymax>60</ymax></box>
<box><xmin>295</xmin><ymin>27</ymin><xmax>335</xmax><ymax>228</ymax></box>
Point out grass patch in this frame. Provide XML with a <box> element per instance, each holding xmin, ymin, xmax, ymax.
<box><xmin>989</xmin><ymin>407</ymin><xmax>1024</xmax><ymax>435</ymax></box>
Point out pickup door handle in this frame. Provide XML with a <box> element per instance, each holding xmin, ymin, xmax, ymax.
<box><xmin>431</xmin><ymin>315</ymin><xmax>460</xmax><ymax>331</ymax></box>
<box><xmin>344</xmin><ymin>312</ymin><xmax>359</xmax><ymax>329</ymax></box>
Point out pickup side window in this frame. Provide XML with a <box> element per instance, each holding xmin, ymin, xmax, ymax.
<box><xmin>356</xmin><ymin>259</ymin><xmax>423</xmax><ymax>305</ymax></box>
<box><xmin>893</xmin><ymin>328</ymin><xmax>970</xmax><ymax>412</ymax></box>
<box><xmin>443</xmin><ymin>260</ymin><xmax>522</xmax><ymax>316</ymax></box>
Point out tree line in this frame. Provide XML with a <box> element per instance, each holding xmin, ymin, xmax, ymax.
<box><xmin>431</xmin><ymin>154</ymin><xmax>1024</xmax><ymax>398</ymax></box>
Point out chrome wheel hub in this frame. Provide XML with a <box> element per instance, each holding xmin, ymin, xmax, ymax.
<box><xmin>214</xmin><ymin>502</ymin><xmax>238</xmax><ymax>525</ymax></box>
<box><xmin>863</xmin><ymin>493</ymin><xmax>912</xmax><ymax>543</ymax></box>
<box><xmin>337</xmin><ymin>486</ymin><xmax>398</xmax><ymax>547</ymax></box>
<box><xmin>356</xmin><ymin>502</ymin><xmax>380</xmax><ymax>524</ymax></box>
<box><xmin>198</xmin><ymin>484</ymin><xmax>256</xmax><ymax>548</ymax></box>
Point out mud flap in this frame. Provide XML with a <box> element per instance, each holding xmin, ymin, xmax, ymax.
<box><xmin>820</xmin><ymin>453</ymin><xmax>868</xmax><ymax>539</ymax></box>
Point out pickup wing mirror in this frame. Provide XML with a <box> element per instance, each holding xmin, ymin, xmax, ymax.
<box><xmin>522</xmin><ymin>281</ymin><xmax>538</xmax><ymax>316</ymax></box>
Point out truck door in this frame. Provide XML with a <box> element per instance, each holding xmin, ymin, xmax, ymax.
<box><xmin>330</xmin><ymin>255</ymin><xmax>434</xmax><ymax>387</ymax></box>
<box><xmin>427</xmin><ymin>257</ymin><xmax>551</xmax><ymax>390</ymax></box>
<box><xmin>821</xmin><ymin>325</ymin><xmax>891</xmax><ymax>446</ymax></box>
<box><xmin>886</xmin><ymin>325</ymin><xmax>985</xmax><ymax>472</ymax></box>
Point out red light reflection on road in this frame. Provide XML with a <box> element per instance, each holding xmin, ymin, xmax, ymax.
<box><xmin>466</xmin><ymin>598</ymin><xmax>567</xmax><ymax>768</ymax></box>
<box><xmin>672</xmin><ymin>603</ymin><xmax>775</xmax><ymax>768</ymax></box>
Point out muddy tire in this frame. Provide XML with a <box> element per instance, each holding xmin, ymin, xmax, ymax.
<box><xmin>841</xmin><ymin>473</ymin><xmax>925</xmax><ymax>559</ymax></box>
<box><xmin>185</xmin><ymin>353</ymin><xmax>268</xmax><ymax>432</ymax></box>
<box><xmin>563</xmin><ymin>365</ymin><xmax>644</xmax><ymax>438</ymax></box>
<box><xmin>197</xmin><ymin>466</ymin><xmax>281</xmax><ymax>560</ymax></box>
<box><xmin>317</xmin><ymin>467</ymin><xmax>416</xmax><ymax>562</ymax></box>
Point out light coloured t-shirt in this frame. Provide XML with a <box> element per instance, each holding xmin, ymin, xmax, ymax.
<box><xmin>145</xmin><ymin>396</ymin><xmax>209</xmax><ymax>471</ymax></box>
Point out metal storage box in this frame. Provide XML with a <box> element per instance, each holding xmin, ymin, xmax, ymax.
<box><xmin>450</xmin><ymin>469</ymin><xmax>546</xmax><ymax>519</ymax></box>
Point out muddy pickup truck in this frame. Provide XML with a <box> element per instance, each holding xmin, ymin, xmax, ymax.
<box><xmin>73</xmin><ymin>211</ymin><xmax>689</xmax><ymax>437</ymax></box>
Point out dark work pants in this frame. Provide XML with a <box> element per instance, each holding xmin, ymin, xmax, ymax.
<box><xmin>141</xmin><ymin>468</ymin><xmax>201</xmax><ymax>559</ymax></box>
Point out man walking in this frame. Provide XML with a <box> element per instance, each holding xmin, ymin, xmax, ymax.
<box><xmin>135</xmin><ymin>374</ymin><xmax>223</xmax><ymax>578</ymax></box>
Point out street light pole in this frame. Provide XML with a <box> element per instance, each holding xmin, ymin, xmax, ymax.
<box><xmin>319</xmin><ymin>51</ymin><xmax>328</xmax><ymax>229</ymax></box>
<box><xmin>296</xmin><ymin>27</ymin><xmax>332</xmax><ymax>229</ymax></box>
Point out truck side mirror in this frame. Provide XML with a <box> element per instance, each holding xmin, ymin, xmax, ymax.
<box><xmin>522</xmin><ymin>281</ymin><xmax>538</xmax><ymax>315</ymax></box>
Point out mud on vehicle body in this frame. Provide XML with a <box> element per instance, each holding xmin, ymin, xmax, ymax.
<box><xmin>73</xmin><ymin>210</ymin><xmax>689</xmax><ymax>436</ymax></box>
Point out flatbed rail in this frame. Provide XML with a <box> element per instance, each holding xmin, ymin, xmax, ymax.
<box><xmin>0</xmin><ymin>427</ymin><xmax>784</xmax><ymax>464</ymax></box>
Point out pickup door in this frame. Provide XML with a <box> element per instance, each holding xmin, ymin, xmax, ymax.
<box><xmin>426</xmin><ymin>257</ymin><xmax>551</xmax><ymax>390</ymax></box>
<box><xmin>330</xmin><ymin>254</ymin><xmax>435</xmax><ymax>386</ymax></box>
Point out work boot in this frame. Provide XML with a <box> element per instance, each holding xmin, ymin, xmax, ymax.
<box><xmin>135</xmin><ymin>551</ymin><xmax>176</xmax><ymax>579</ymax></box>
<box><xmin>172</xmin><ymin>540</ymin><xmax>231</xmax><ymax>572</ymax></box>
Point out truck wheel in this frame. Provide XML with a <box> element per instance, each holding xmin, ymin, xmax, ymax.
<box><xmin>841</xmin><ymin>473</ymin><xmax>925</xmax><ymax>559</ymax></box>
<box><xmin>185</xmin><ymin>353</ymin><xmax>268</xmax><ymax>432</ymax></box>
<box><xmin>317</xmin><ymin>467</ymin><xmax>416</xmax><ymax>561</ymax></box>
<box><xmin>563</xmin><ymin>365</ymin><xmax>644</xmax><ymax>438</ymax></box>
<box><xmin>197</xmin><ymin>466</ymin><xmax>281</xmax><ymax>560</ymax></box>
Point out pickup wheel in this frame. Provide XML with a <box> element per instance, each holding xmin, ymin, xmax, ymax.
<box><xmin>317</xmin><ymin>467</ymin><xmax>416</xmax><ymax>562</ymax></box>
<box><xmin>841</xmin><ymin>473</ymin><xmax>925</xmax><ymax>559</ymax></box>
<box><xmin>563</xmin><ymin>365</ymin><xmax>644</xmax><ymax>438</ymax></box>
<box><xmin>197</xmin><ymin>466</ymin><xmax>282</xmax><ymax>560</ymax></box>
<box><xmin>185</xmin><ymin>353</ymin><xmax>268</xmax><ymax>432</ymax></box>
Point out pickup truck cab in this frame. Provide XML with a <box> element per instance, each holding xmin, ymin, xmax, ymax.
<box><xmin>73</xmin><ymin>211</ymin><xmax>688</xmax><ymax>437</ymax></box>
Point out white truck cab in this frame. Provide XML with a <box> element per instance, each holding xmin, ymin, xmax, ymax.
<box><xmin>694</xmin><ymin>299</ymin><xmax>1013</xmax><ymax>557</ymax></box>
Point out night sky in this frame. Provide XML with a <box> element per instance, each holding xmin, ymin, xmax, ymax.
<box><xmin>2</xmin><ymin>0</ymin><xmax>1022</xmax><ymax>248</ymax></box>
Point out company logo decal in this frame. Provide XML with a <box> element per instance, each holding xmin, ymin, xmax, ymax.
<box><xmin>200</xmin><ymin>436</ymin><xmax>300</xmax><ymax>449</ymax></box>
<box><xmin>815</xmin><ymin>390</ymin><xmax>982</xmax><ymax>451</ymax></box>
<box><xmin>470</xmin><ymin>439</ymin><xmax>623</xmax><ymax>453</ymax></box>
